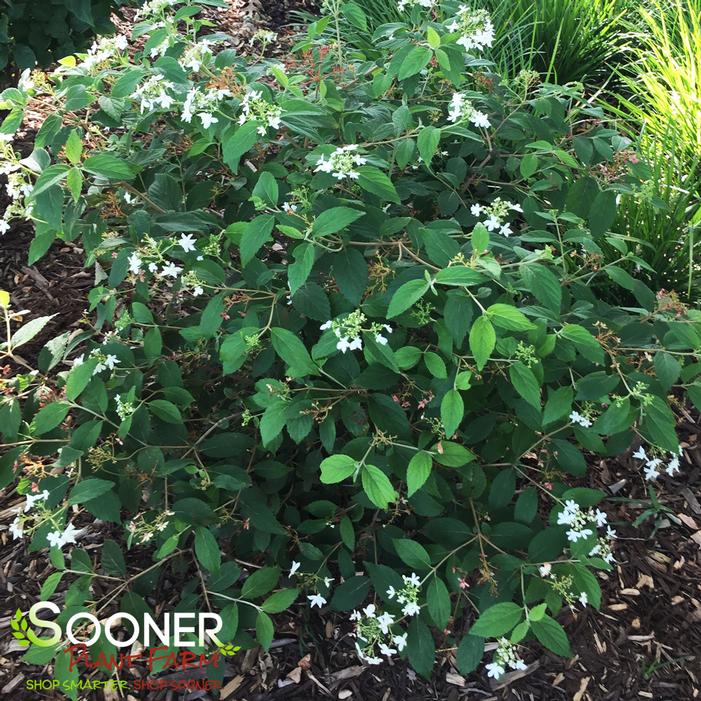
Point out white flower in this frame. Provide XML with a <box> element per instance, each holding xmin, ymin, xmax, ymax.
<box><xmin>115</xmin><ymin>35</ymin><xmax>128</xmax><ymax>51</ymax></box>
<box><xmin>593</xmin><ymin>509</ymin><xmax>607</xmax><ymax>527</ymax></box>
<box><xmin>160</xmin><ymin>262</ymin><xmax>183</xmax><ymax>278</ymax></box>
<box><xmin>569</xmin><ymin>411</ymin><xmax>592</xmax><ymax>428</ymax></box>
<box><xmin>128</xmin><ymin>252</ymin><xmax>142</xmax><ymax>275</ymax></box>
<box><xmin>282</xmin><ymin>202</ymin><xmax>298</xmax><ymax>213</ymax></box>
<box><xmin>666</xmin><ymin>454</ymin><xmax>680</xmax><ymax>476</ymax></box>
<box><xmin>193</xmin><ymin>285</ymin><xmax>204</xmax><ymax>297</ymax></box>
<box><xmin>104</xmin><ymin>354</ymin><xmax>120</xmax><ymax>370</ymax></box>
<box><xmin>471</xmin><ymin>204</ymin><xmax>483</xmax><ymax>217</ymax></box>
<box><xmin>403</xmin><ymin>572</ymin><xmax>421</xmax><ymax>587</ymax></box>
<box><xmin>512</xmin><ymin>659</ymin><xmax>527</xmax><ymax>671</ymax></box>
<box><xmin>484</xmin><ymin>215</ymin><xmax>500</xmax><ymax>231</ymax></box>
<box><xmin>606</xmin><ymin>526</ymin><xmax>617</xmax><ymax>539</ymax></box>
<box><xmin>363</xmin><ymin>603</ymin><xmax>376</xmax><ymax>618</ymax></box>
<box><xmin>198</xmin><ymin>112</ymin><xmax>218</xmax><ymax>129</ymax></box>
<box><xmin>377</xmin><ymin>612</ymin><xmax>395</xmax><ymax>634</ymax></box>
<box><xmin>323</xmin><ymin>576</ymin><xmax>334</xmax><ymax>587</ymax></box>
<box><xmin>308</xmin><ymin>593</ymin><xmax>327</xmax><ymax>608</ymax></box>
<box><xmin>386</xmin><ymin>585</ymin><xmax>396</xmax><ymax>599</ymax></box>
<box><xmin>402</xmin><ymin>601</ymin><xmax>420</xmax><ymax>617</ymax></box>
<box><xmin>24</xmin><ymin>489</ymin><xmax>49</xmax><ymax>512</ymax></box>
<box><xmin>289</xmin><ymin>560</ymin><xmax>301</xmax><ymax>576</ymax></box>
<box><xmin>9</xmin><ymin>517</ymin><xmax>23</xmax><ymax>540</ymax></box>
<box><xmin>470</xmin><ymin>110</ymin><xmax>491</xmax><ymax>128</ymax></box>
<box><xmin>73</xmin><ymin>354</ymin><xmax>84</xmax><ymax>367</ymax></box>
<box><xmin>578</xmin><ymin>591</ymin><xmax>588</xmax><ymax>607</ymax></box>
<box><xmin>539</xmin><ymin>563</ymin><xmax>552</xmax><ymax>577</ymax></box>
<box><xmin>499</xmin><ymin>223</ymin><xmax>512</xmax><ymax>237</ymax></box>
<box><xmin>375</xmin><ymin>334</ymin><xmax>388</xmax><ymax>345</ymax></box>
<box><xmin>47</xmin><ymin>522</ymin><xmax>78</xmax><ymax>550</ymax></box>
<box><xmin>392</xmin><ymin>632</ymin><xmax>408</xmax><ymax>651</ymax></box>
<box><xmin>632</xmin><ymin>446</ymin><xmax>648</xmax><ymax>461</ymax></box>
<box><xmin>355</xmin><ymin>643</ymin><xmax>382</xmax><ymax>665</ymax></box>
<box><xmin>0</xmin><ymin>219</ymin><xmax>10</xmax><ymax>235</ymax></box>
<box><xmin>320</xmin><ymin>320</ymin><xmax>332</xmax><ymax>331</ymax></box>
<box><xmin>485</xmin><ymin>662</ymin><xmax>505</xmax><ymax>679</ymax></box>
<box><xmin>644</xmin><ymin>462</ymin><xmax>659</xmax><ymax>481</ymax></box>
<box><xmin>350</xmin><ymin>610</ymin><xmax>362</xmax><ymax>621</ymax></box>
<box><xmin>379</xmin><ymin>643</ymin><xmax>397</xmax><ymax>657</ymax></box>
<box><xmin>566</xmin><ymin>527</ymin><xmax>592</xmax><ymax>542</ymax></box>
<box><xmin>178</xmin><ymin>233</ymin><xmax>197</xmax><ymax>252</ymax></box>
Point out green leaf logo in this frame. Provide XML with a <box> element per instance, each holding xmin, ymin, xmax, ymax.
<box><xmin>10</xmin><ymin>609</ymin><xmax>31</xmax><ymax>647</ymax></box>
<box><xmin>216</xmin><ymin>642</ymin><xmax>241</xmax><ymax>657</ymax></box>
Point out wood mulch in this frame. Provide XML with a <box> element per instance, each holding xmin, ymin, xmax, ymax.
<box><xmin>1</xmin><ymin>1</ymin><xmax>700</xmax><ymax>699</ymax></box>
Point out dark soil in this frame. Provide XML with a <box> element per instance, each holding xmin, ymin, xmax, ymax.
<box><xmin>1</xmin><ymin>1</ymin><xmax>700</xmax><ymax>700</ymax></box>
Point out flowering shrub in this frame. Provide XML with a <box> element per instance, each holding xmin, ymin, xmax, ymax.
<box><xmin>1</xmin><ymin>0</ymin><xmax>700</xmax><ymax>687</ymax></box>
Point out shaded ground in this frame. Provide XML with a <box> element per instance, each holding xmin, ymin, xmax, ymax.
<box><xmin>1</xmin><ymin>1</ymin><xmax>700</xmax><ymax>700</ymax></box>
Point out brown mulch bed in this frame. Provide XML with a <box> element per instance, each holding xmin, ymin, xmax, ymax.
<box><xmin>1</xmin><ymin>1</ymin><xmax>700</xmax><ymax>700</ymax></box>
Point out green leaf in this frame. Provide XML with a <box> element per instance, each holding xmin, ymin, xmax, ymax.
<box><xmin>68</xmin><ymin>478</ymin><xmax>114</xmax><ymax>505</ymax></box>
<box><xmin>399</xmin><ymin>46</ymin><xmax>432</xmax><ymax>80</ymax></box>
<box><xmin>261</xmin><ymin>588</ymin><xmax>299</xmax><ymax>614</ymax></box>
<box><xmin>83</xmin><ymin>154</ymin><xmax>135</xmax><ymax>180</ymax></box>
<box><xmin>65</xmin><ymin>359</ymin><xmax>98</xmax><ymax>401</ymax></box>
<box><xmin>67</xmin><ymin>167</ymin><xmax>83</xmax><ymax>202</ymax></box>
<box><xmin>470</xmin><ymin>602</ymin><xmax>524</xmax><ymax>637</ymax></box>
<box><xmin>251</xmin><ymin>171</ymin><xmax>278</xmax><ymax>206</ymax></box>
<box><xmin>440</xmin><ymin>389</ymin><xmax>463</xmax><ymax>437</ymax></box>
<box><xmin>531</xmin><ymin>615</ymin><xmax>571</xmax><ymax>656</ymax></box>
<box><xmin>312</xmin><ymin>207</ymin><xmax>366</xmax><ymax>236</ymax></box>
<box><xmin>241</xmin><ymin>566</ymin><xmax>281</xmax><ymax>600</ymax></box>
<box><xmin>194</xmin><ymin>527</ymin><xmax>221</xmax><ymax>572</ymax></box>
<box><xmin>255</xmin><ymin>610</ymin><xmax>274</xmax><ymax>650</ymax></box>
<box><xmin>469</xmin><ymin>315</ymin><xmax>495</xmax><ymax>371</ymax></box>
<box><xmin>64</xmin><ymin>130</ymin><xmax>83</xmax><ymax>164</ymax></box>
<box><xmin>509</xmin><ymin>362</ymin><xmax>541</xmax><ymax>409</ymax></box>
<box><xmin>417</xmin><ymin>126</ymin><xmax>441</xmax><ymax>163</ymax></box>
<box><xmin>520</xmin><ymin>154</ymin><xmax>538</xmax><ymax>178</ymax></box>
<box><xmin>487</xmin><ymin>303</ymin><xmax>534</xmax><ymax>331</ymax></box>
<box><xmin>426</xmin><ymin>577</ymin><xmax>450</xmax><ymax>629</ymax></box>
<box><xmin>640</xmin><ymin>396</ymin><xmax>678</xmax><ymax>452</ymax></box>
<box><xmin>543</xmin><ymin>386</ymin><xmax>573</xmax><ymax>426</ymax></box>
<box><xmin>561</xmin><ymin>324</ymin><xmax>604</xmax><ymax>365</ymax></box>
<box><xmin>320</xmin><ymin>454</ymin><xmax>357</xmax><ymax>484</ymax></box>
<box><xmin>222</xmin><ymin>121</ymin><xmax>259</xmax><ymax>173</ymax></box>
<box><xmin>394</xmin><ymin>538</ymin><xmax>431</xmax><ymax>570</ymax></box>
<box><xmin>523</xmin><ymin>264</ymin><xmax>561</xmax><ymax>312</ymax></box>
<box><xmin>357</xmin><ymin>166</ymin><xmax>400</xmax><ymax>203</ymax></box>
<box><xmin>29</xmin><ymin>165</ymin><xmax>69</xmax><ymax>198</ymax></box>
<box><xmin>101</xmin><ymin>539</ymin><xmax>127</xmax><ymax>577</ymax></box>
<box><xmin>288</xmin><ymin>243</ymin><xmax>316</xmax><ymax>295</ymax></box>
<box><xmin>407</xmin><ymin>451</ymin><xmax>432</xmax><ymax>497</ymax></box>
<box><xmin>456</xmin><ymin>634</ymin><xmax>484</xmax><ymax>674</ymax></box>
<box><xmin>149</xmin><ymin>399</ymin><xmax>183</xmax><ymax>424</ymax></box>
<box><xmin>9</xmin><ymin>314</ymin><xmax>56</xmax><ymax>349</ymax></box>
<box><xmin>387</xmin><ymin>279</ymin><xmax>429</xmax><ymax>318</ymax></box>
<box><xmin>361</xmin><ymin>464</ymin><xmax>397</xmax><ymax>509</ymax></box>
<box><xmin>472</xmin><ymin>224</ymin><xmax>489</xmax><ymax>255</ymax></box>
<box><xmin>434</xmin><ymin>267</ymin><xmax>485</xmax><ymax>286</ymax></box>
<box><xmin>32</xmin><ymin>402</ymin><xmax>70</xmax><ymax>435</ymax></box>
<box><xmin>271</xmin><ymin>327</ymin><xmax>317</xmax><ymax>375</ymax></box>
<box><xmin>220</xmin><ymin>327</ymin><xmax>257</xmax><ymax>374</ymax></box>
<box><xmin>240</xmin><ymin>214</ymin><xmax>275</xmax><ymax>267</ymax></box>
<box><xmin>407</xmin><ymin>619</ymin><xmax>435</xmax><ymax>678</ymax></box>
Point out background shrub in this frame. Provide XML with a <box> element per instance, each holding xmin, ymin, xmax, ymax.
<box><xmin>0</xmin><ymin>0</ymin><xmax>125</xmax><ymax>70</ymax></box>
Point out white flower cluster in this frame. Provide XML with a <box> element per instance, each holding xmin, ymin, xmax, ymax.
<box><xmin>471</xmin><ymin>198</ymin><xmax>522</xmax><ymax>237</ymax></box>
<box><xmin>1</xmin><ymin>139</ymin><xmax>33</xmax><ymax>232</ymax></box>
<box><xmin>115</xmin><ymin>394</ymin><xmax>136</xmax><ymax>420</ymax></box>
<box><xmin>183</xmin><ymin>87</ymin><xmax>232</xmax><ymax>128</ymax></box>
<box><xmin>485</xmin><ymin>638</ymin><xmax>527</xmax><ymax>679</ymax></box>
<box><xmin>320</xmin><ymin>311</ymin><xmax>392</xmax><ymax>354</ymax></box>
<box><xmin>351</xmin><ymin>603</ymin><xmax>408</xmax><ymax>665</ymax></box>
<box><xmin>569</xmin><ymin>410</ymin><xmax>592</xmax><ymax>428</ymax></box>
<box><xmin>386</xmin><ymin>572</ymin><xmax>422</xmax><ymax>617</ymax></box>
<box><xmin>47</xmin><ymin>522</ymin><xmax>79</xmax><ymax>550</ymax></box>
<box><xmin>9</xmin><ymin>489</ymin><xmax>80</xmax><ymax>551</ymax></box>
<box><xmin>398</xmin><ymin>0</ymin><xmax>436</xmax><ymax>11</ymax></box>
<box><xmin>238</xmin><ymin>89</ymin><xmax>283</xmax><ymax>136</ymax></box>
<box><xmin>127</xmin><ymin>510</ymin><xmax>174</xmax><ymax>544</ymax></box>
<box><xmin>633</xmin><ymin>445</ymin><xmax>682</xmax><ymax>481</ymax></box>
<box><xmin>447</xmin><ymin>6</ymin><xmax>494</xmax><ymax>52</ymax></box>
<box><xmin>249</xmin><ymin>29</ymin><xmax>278</xmax><ymax>46</ymax></box>
<box><xmin>126</xmin><ymin>233</ymin><xmax>205</xmax><ymax>296</ymax></box>
<box><xmin>74</xmin><ymin>349</ymin><xmax>120</xmax><ymax>375</ymax></box>
<box><xmin>447</xmin><ymin>93</ymin><xmax>490</xmax><ymax>128</ymax></box>
<box><xmin>180</xmin><ymin>39</ymin><xmax>216</xmax><ymax>73</ymax></box>
<box><xmin>315</xmin><ymin>145</ymin><xmax>367</xmax><ymax>181</ymax></box>
<box><xmin>556</xmin><ymin>500</ymin><xmax>616</xmax><ymax>563</ymax></box>
<box><xmin>134</xmin><ymin>0</ymin><xmax>178</xmax><ymax>20</ymax></box>
<box><xmin>131</xmin><ymin>75</ymin><xmax>176</xmax><ymax>113</ymax></box>
<box><xmin>79</xmin><ymin>35</ymin><xmax>128</xmax><ymax>71</ymax></box>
